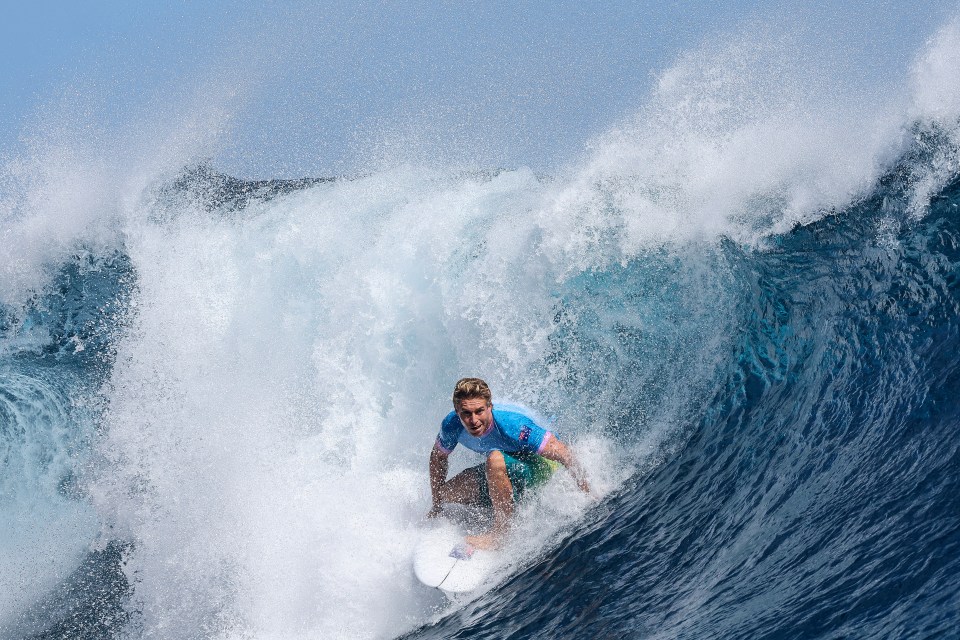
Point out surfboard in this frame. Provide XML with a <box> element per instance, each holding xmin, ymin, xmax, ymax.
<box><xmin>413</xmin><ymin>522</ymin><xmax>499</xmax><ymax>594</ymax></box>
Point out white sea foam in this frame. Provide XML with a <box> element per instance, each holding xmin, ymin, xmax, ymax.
<box><xmin>0</xmin><ymin>143</ymin><xmax>119</xmax><ymax>307</ymax></box>
<box><xmin>90</xmin><ymin>167</ymin><xmax>626</xmax><ymax>638</ymax></box>
<box><xmin>548</xmin><ymin>27</ymin><xmax>910</xmax><ymax>255</ymax></box>
<box><xmin>912</xmin><ymin>17</ymin><xmax>960</xmax><ymax>123</ymax></box>
<box><xmin>907</xmin><ymin>16</ymin><xmax>960</xmax><ymax>216</ymax></box>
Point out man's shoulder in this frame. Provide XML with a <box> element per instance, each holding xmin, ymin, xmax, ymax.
<box><xmin>441</xmin><ymin>410</ymin><xmax>461</xmax><ymax>429</ymax></box>
<box><xmin>492</xmin><ymin>405</ymin><xmax>539</xmax><ymax>427</ymax></box>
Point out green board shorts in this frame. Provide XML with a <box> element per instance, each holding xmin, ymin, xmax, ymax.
<box><xmin>473</xmin><ymin>452</ymin><xmax>561</xmax><ymax>505</ymax></box>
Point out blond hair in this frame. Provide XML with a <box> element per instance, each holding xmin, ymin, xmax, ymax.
<box><xmin>452</xmin><ymin>377</ymin><xmax>492</xmax><ymax>408</ymax></box>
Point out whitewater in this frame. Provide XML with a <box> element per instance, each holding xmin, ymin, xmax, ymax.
<box><xmin>2</xmin><ymin>15</ymin><xmax>960</xmax><ymax>640</ymax></box>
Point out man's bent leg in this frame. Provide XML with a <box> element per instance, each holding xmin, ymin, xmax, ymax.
<box><xmin>437</xmin><ymin>465</ymin><xmax>484</xmax><ymax>506</ymax></box>
<box><xmin>467</xmin><ymin>451</ymin><xmax>514</xmax><ymax>549</ymax></box>
<box><xmin>486</xmin><ymin>451</ymin><xmax>515</xmax><ymax>535</ymax></box>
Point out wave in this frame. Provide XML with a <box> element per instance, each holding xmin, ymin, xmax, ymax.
<box><xmin>1</xmin><ymin>14</ymin><xmax>960</xmax><ymax>640</ymax></box>
<box><xmin>408</xmin><ymin>151</ymin><xmax>960</xmax><ymax>640</ymax></box>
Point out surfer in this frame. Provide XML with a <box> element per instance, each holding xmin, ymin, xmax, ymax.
<box><xmin>427</xmin><ymin>377</ymin><xmax>590</xmax><ymax>549</ymax></box>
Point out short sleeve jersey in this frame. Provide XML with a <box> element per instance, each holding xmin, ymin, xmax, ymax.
<box><xmin>435</xmin><ymin>404</ymin><xmax>554</xmax><ymax>458</ymax></box>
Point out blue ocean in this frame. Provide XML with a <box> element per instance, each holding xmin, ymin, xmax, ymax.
<box><xmin>2</xmin><ymin>16</ymin><xmax>960</xmax><ymax>640</ymax></box>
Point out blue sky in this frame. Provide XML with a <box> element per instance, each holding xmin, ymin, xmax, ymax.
<box><xmin>2</xmin><ymin>1</ymin><xmax>956</xmax><ymax>178</ymax></box>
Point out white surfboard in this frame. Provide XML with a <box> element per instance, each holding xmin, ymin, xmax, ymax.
<box><xmin>413</xmin><ymin>522</ymin><xmax>499</xmax><ymax>594</ymax></box>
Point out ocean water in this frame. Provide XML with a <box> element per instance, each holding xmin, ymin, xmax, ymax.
<box><xmin>2</xmin><ymin>16</ymin><xmax>960</xmax><ymax>640</ymax></box>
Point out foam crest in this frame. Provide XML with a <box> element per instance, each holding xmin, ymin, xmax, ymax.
<box><xmin>0</xmin><ymin>53</ymin><xmax>249</xmax><ymax>311</ymax></box>
<box><xmin>541</xmin><ymin>30</ymin><xmax>904</xmax><ymax>253</ymax></box>
<box><xmin>912</xmin><ymin>16</ymin><xmax>960</xmax><ymax>123</ymax></box>
<box><xmin>906</xmin><ymin>15</ymin><xmax>960</xmax><ymax>216</ymax></box>
<box><xmin>0</xmin><ymin>142</ymin><xmax>121</xmax><ymax>307</ymax></box>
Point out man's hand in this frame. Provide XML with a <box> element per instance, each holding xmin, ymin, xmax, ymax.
<box><xmin>465</xmin><ymin>531</ymin><xmax>501</xmax><ymax>550</ymax></box>
<box><xmin>574</xmin><ymin>475</ymin><xmax>591</xmax><ymax>495</ymax></box>
<box><xmin>540</xmin><ymin>437</ymin><xmax>591</xmax><ymax>495</ymax></box>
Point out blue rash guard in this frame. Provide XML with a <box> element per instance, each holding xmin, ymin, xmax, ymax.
<box><xmin>434</xmin><ymin>404</ymin><xmax>554</xmax><ymax>458</ymax></box>
<box><xmin>434</xmin><ymin>404</ymin><xmax>559</xmax><ymax>501</ymax></box>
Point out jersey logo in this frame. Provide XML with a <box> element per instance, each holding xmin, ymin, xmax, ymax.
<box><xmin>518</xmin><ymin>425</ymin><xmax>531</xmax><ymax>444</ymax></box>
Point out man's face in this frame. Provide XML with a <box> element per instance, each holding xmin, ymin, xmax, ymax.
<box><xmin>457</xmin><ymin>397</ymin><xmax>493</xmax><ymax>437</ymax></box>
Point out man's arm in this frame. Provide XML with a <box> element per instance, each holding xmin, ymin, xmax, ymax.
<box><xmin>540</xmin><ymin>437</ymin><xmax>591</xmax><ymax>494</ymax></box>
<box><xmin>427</xmin><ymin>444</ymin><xmax>450</xmax><ymax>517</ymax></box>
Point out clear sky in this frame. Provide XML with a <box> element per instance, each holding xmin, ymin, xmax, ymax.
<box><xmin>2</xmin><ymin>1</ymin><xmax>956</xmax><ymax>178</ymax></box>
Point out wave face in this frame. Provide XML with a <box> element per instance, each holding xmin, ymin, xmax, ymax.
<box><xmin>407</xmin><ymin>166</ymin><xmax>960</xmax><ymax>640</ymax></box>
<box><xmin>2</xmin><ymin>16</ymin><xmax>960</xmax><ymax>640</ymax></box>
